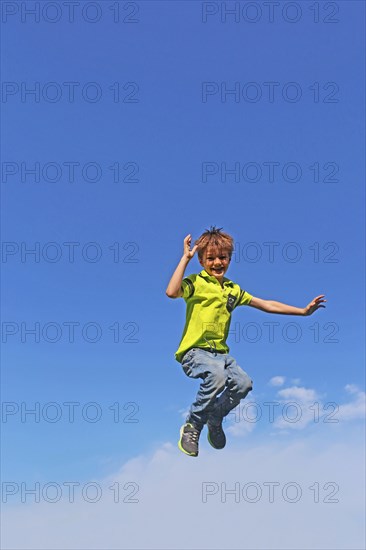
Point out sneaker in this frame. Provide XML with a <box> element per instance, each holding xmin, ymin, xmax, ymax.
<box><xmin>178</xmin><ymin>423</ymin><xmax>200</xmax><ymax>457</ymax></box>
<box><xmin>207</xmin><ymin>420</ymin><xmax>226</xmax><ymax>450</ymax></box>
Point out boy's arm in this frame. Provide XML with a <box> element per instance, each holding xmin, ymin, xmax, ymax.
<box><xmin>166</xmin><ymin>234</ymin><xmax>197</xmax><ymax>299</ymax></box>
<box><xmin>249</xmin><ymin>295</ymin><xmax>326</xmax><ymax>316</ymax></box>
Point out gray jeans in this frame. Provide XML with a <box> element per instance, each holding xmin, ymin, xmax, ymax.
<box><xmin>181</xmin><ymin>348</ymin><xmax>253</xmax><ymax>431</ymax></box>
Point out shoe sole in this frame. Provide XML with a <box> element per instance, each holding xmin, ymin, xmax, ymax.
<box><xmin>178</xmin><ymin>425</ymin><xmax>198</xmax><ymax>457</ymax></box>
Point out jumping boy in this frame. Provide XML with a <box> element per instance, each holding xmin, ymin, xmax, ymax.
<box><xmin>166</xmin><ymin>227</ymin><xmax>326</xmax><ymax>457</ymax></box>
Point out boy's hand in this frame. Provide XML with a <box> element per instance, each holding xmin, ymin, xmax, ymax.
<box><xmin>303</xmin><ymin>295</ymin><xmax>327</xmax><ymax>316</ymax></box>
<box><xmin>183</xmin><ymin>234</ymin><xmax>198</xmax><ymax>260</ymax></box>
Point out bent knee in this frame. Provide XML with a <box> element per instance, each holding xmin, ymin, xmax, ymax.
<box><xmin>236</xmin><ymin>375</ymin><xmax>253</xmax><ymax>396</ymax></box>
<box><xmin>205</xmin><ymin>370</ymin><xmax>226</xmax><ymax>391</ymax></box>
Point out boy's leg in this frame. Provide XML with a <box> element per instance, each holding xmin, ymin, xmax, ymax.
<box><xmin>208</xmin><ymin>354</ymin><xmax>253</xmax><ymax>424</ymax></box>
<box><xmin>181</xmin><ymin>349</ymin><xmax>228</xmax><ymax>431</ymax></box>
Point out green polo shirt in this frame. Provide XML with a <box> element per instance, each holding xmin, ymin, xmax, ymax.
<box><xmin>175</xmin><ymin>269</ymin><xmax>253</xmax><ymax>363</ymax></box>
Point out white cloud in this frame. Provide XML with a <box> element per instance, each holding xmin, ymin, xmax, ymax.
<box><xmin>338</xmin><ymin>385</ymin><xmax>365</xmax><ymax>421</ymax></box>
<box><xmin>2</xmin><ymin>429</ymin><xmax>365</xmax><ymax>550</ymax></box>
<box><xmin>269</xmin><ymin>376</ymin><xmax>286</xmax><ymax>387</ymax></box>
<box><xmin>3</xmin><ymin>383</ymin><xmax>365</xmax><ymax>550</ymax></box>
<box><xmin>272</xmin><ymin>384</ymin><xmax>366</xmax><ymax>432</ymax></box>
<box><xmin>273</xmin><ymin>385</ymin><xmax>322</xmax><ymax>431</ymax></box>
<box><xmin>226</xmin><ymin>408</ymin><xmax>256</xmax><ymax>437</ymax></box>
<box><xmin>277</xmin><ymin>386</ymin><xmax>319</xmax><ymax>402</ymax></box>
<box><xmin>345</xmin><ymin>383</ymin><xmax>360</xmax><ymax>395</ymax></box>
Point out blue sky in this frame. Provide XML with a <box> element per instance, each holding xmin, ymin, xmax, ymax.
<box><xmin>1</xmin><ymin>1</ymin><xmax>365</xmax><ymax>548</ymax></box>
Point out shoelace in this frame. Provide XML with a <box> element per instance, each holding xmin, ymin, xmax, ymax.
<box><xmin>186</xmin><ymin>427</ymin><xmax>199</xmax><ymax>442</ymax></box>
<box><xmin>208</xmin><ymin>422</ymin><xmax>223</xmax><ymax>435</ymax></box>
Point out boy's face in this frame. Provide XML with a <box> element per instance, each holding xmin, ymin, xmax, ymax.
<box><xmin>199</xmin><ymin>246</ymin><xmax>231</xmax><ymax>283</ymax></box>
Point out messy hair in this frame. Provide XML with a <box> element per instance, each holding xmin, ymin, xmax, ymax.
<box><xmin>195</xmin><ymin>226</ymin><xmax>234</xmax><ymax>260</ymax></box>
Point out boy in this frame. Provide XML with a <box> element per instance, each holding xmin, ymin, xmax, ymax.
<box><xmin>166</xmin><ymin>227</ymin><xmax>326</xmax><ymax>457</ymax></box>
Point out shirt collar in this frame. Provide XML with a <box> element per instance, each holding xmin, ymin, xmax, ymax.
<box><xmin>199</xmin><ymin>269</ymin><xmax>233</xmax><ymax>287</ymax></box>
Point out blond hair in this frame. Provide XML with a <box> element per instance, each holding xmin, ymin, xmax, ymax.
<box><xmin>195</xmin><ymin>226</ymin><xmax>234</xmax><ymax>261</ymax></box>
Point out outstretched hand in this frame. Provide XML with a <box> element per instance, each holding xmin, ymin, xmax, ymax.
<box><xmin>304</xmin><ymin>295</ymin><xmax>327</xmax><ymax>316</ymax></box>
<box><xmin>183</xmin><ymin>234</ymin><xmax>198</xmax><ymax>260</ymax></box>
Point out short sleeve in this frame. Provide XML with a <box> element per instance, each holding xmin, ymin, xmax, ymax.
<box><xmin>236</xmin><ymin>288</ymin><xmax>253</xmax><ymax>307</ymax></box>
<box><xmin>181</xmin><ymin>276</ymin><xmax>195</xmax><ymax>300</ymax></box>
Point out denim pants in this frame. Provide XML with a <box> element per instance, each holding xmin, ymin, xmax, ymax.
<box><xmin>181</xmin><ymin>348</ymin><xmax>253</xmax><ymax>431</ymax></box>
